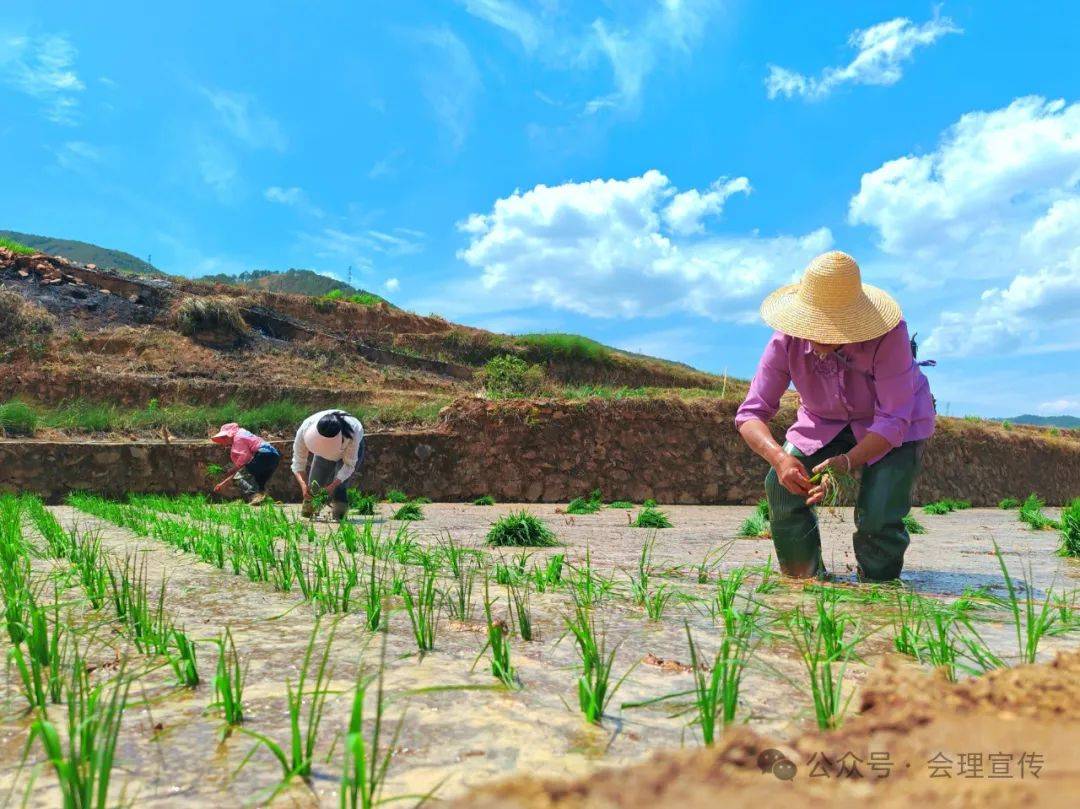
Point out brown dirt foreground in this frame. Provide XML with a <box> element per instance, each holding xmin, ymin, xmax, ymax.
<box><xmin>454</xmin><ymin>650</ymin><xmax>1080</xmax><ymax>809</ymax></box>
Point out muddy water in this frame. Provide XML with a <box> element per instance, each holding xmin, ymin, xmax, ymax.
<box><xmin>1</xmin><ymin>504</ymin><xmax>1076</xmax><ymax>806</ymax></box>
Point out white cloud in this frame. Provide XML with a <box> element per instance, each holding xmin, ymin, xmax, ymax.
<box><xmin>200</xmin><ymin>87</ymin><xmax>287</xmax><ymax>151</ymax></box>
<box><xmin>369</xmin><ymin>148</ymin><xmax>405</xmax><ymax>180</ymax></box>
<box><xmin>384</xmin><ymin>277</ymin><xmax>401</xmax><ymax>292</ymax></box>
<box><xmin>457</xmin><ymin>170</ymin><xmax>831</xmax><ymax>320</ymax></box>
<box><xmin>195</xmin><ymin>137</ymin><xmax>239</xmax><ymax>199</ymax></box>
<box><xmin>847</xmin><ymin>96</ymin><xmax>1080</xmax><ymax>357</ymax></box>
<box><xmin>1038</xmin><ymin>397</ymin><xmax>1080</xmax><ymax>415</ymax></box>
<box><xmin>413</xmin><ymin>28</ymin><xmax>482</xmax><ymax>150</ymax></box>
<box><xmin>767</xmin><ymin>13</ymin><xmax>960</xmax><ymax>101</ymax></box>
<box><xmin>0</xmin><ymin>32</ymin><xmax>84</xmax><ymax>123</ymax></box>
<box><xmin>301</xmin><ymin>226</ymin><xmax>426</xmax><ymax>268</ymax></box>
<box><xmin>458</xmin><ymin>0</ymin><xmax>541</xmax><ymax>51</ymax></box>
<box><xmin>663</xmin><ymin>176</ymin><xmax>750</xmax><ymax>235</ymax></box>
<box><xmin>54</xmin><ymin>140</ymin><xmax>100</xmax><ymax>170</ymax></box>
<box><xmin>264</xmin><ymin>185</ymin><xmax>324</xmax><ymax>217</ymax></box>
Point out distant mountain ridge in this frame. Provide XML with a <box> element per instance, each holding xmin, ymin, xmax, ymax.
<box><xmin>1002</xmin><ymin>414</ymin><xmax>1080</xmax><ymax>429</ymax></box>
<box><xmin>0</xmin><ymin>230</ymin><xmax>161</xmax><ymax>276</ymax></box>
<box><xmin>196</xmin><ymin>268</ymin><xmax>385</xmax><ymax>300</ymax></box>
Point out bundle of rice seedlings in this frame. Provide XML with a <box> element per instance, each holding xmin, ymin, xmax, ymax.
<box><xmin>392</xmin><ymin>502</ymin><xmax>424</xmax><ymax>521</ymax></box>
<box><xmin>487</xmin><ymin>511</ymin><xmax>558</xmax><ymax>547</ymax></box>
<box><xmin>902</xmin><ymin>515</ymin><xmax>926</xmax><ymax>534</ymax></box>
<box><xmin>737</xmin><ymin>499</ymin><xmax>770</xmax><ymax>538</ymax></box>
<box><xmin>347</xmin><ymin>490</ymin><xmax>378</xmax><ymax>516</ymax></box>
<box><xmin>566</xmin><ymin>489</ymin><xmax>603</xmax><ymax>515</ymax></box>
<box><xmin>1059</xmin><ymin>498</ymin><xmax>1080</xmax><ymax>558</ymax></box>
<box><xmin>472</xmin><ymin>495</ymin><xmax>496</xmax><ymax>506</ymax></box>
<box><xmin>998</xmin><ymin>497</ymin><xmax>1021</xmax><ymax>510</ymax></box>
<box><xmin>1018</xmin><ymin>493</ymin><xmax>1058</xmax><ymax>531</ymax></box>
<box><xmin>631</xmin><ymin>507</ymin><xmax>671</xmax><ymax>529</ymax></box>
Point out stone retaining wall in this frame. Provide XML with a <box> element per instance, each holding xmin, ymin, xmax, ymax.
<box><xmin>2</xmin><ymin>399</ymin><xmax>1078</xmax><ymax>505</ymax></box>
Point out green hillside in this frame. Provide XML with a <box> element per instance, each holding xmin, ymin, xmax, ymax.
<box><xmin>1003</xmin><ymin>414</ymin><xmax>1080</xmax><ymax>429</ymax></box>
<box><xmin>0</xmin><ymin>230</ymin><xmax>161</xmax><ymax>276</ymax></box>
<box><xmin>197</xmin><ymin>268</ymin><xmax>388</xmax><ymax>302</ymax></box>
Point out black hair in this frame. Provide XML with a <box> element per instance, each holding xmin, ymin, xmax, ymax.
<box><xmin>316</xmin><ymin>411</ymin><xmax>355</xmax><ymax>441</ymax></box>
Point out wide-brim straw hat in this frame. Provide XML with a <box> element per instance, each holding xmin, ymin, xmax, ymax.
<box><xmin>760</xmin><ymin>251</ymin><xmax>901</xmax><ymax>344</ymax></box>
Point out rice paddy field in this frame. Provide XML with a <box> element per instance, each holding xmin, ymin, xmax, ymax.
<box><xmin>1</xmin><ymin>495</ymin><xmax>1078</xmax><ymax>807</ymax></box>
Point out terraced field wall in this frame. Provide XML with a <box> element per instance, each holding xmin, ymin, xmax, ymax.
<box><xmin>3</xmin><ymin>399</ymin><xmax>1078</xmax><ymax>505</ymax></box>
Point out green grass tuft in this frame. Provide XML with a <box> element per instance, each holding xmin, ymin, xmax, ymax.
<box><xmin>347</xmin><ymin>490</ymin><xmax>378</xmax><ymax>516</ymax></box>
<box><xmin>737</xmin><ymin>499</ymin><xmax>770</xmax><ymax>538</ymax></box>
<box><xmin>1018</xmin><ymin>493</ymin><xmax>1058</xmax><ymax>531</ymax></box>
<box><xmin>472</xmin><ymin>495</ymin><xmax>496</xmax><ymax>506</ymax></box>
<box><xmin>902</xmin><ymin>515</ymin><xmax>926</xmax><ymax>535</ymax></box>
<box><xmin>486</xmin><ymin>511</ymin><xmax>559</xmax><ymax>547</ymax></box>
<box><xmin>998</xmin><ymin>497</ymin><xmax>1021</xmax><ymax>509</ymax></box>
<box><xmin>0</xmin><ymin>236</ymin><xmax>35</xmax><ymax>255</ymax></box>
<box><xmin>566</xmin><ymin>489</ymin><xmax>603</xmax><ymax>515</ymax></box>
<box><xmin>922</xmin><ymin>498</ymin><xmax>971</xmax><ymax>515</ymax></box>
<box><xmin>607</xmin><ymin>500</ymin><xmax>634</xmax><ymax>509</ymax></box>
<box><xmin>391</xmin><ymin>502</ymin><xmax>424</xmax><ymax>521</ymax></box>
<box><xmin>0</xmin><ymin>400</ymin><xmax>38</xmax><ymax>435</ymax></box>
<box><xmin>631</xmin><ymin>506</ymin><xmax>672</xmax><ymax>528</ymax></box>
<box><xmin>1059</xmin><ymin>498</ymin><xmax>1080</xmax><ymax>558</ymax></box>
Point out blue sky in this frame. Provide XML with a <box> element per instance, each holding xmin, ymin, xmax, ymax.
<box><xmin>2</xmin><ymin>1</ymin><xmax>1078</xmax><ymax>417</ymax></box>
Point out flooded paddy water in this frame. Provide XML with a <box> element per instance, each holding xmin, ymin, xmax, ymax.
<box><xmin>1</xmin><ymin>499</ymin><xmax>1077</xmax><ymax>806</ymax></box>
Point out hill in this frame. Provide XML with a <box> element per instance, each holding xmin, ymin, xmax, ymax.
<box><xmin>1003</xmin><ymin>414</ymin><xmax>1080</xmax><ymax>429</ymax></box>
<box><xmin>196</xmin><ymin>268</ymin><xmax>379</xmax><ymax>299</ymax></box>
<box><xmin>0</xmin><ymin>230</ymin><xmax>161</xmax><ymax>276</ymax></box>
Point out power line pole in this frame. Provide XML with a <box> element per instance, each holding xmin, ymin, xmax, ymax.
<box><xmin>347</xmin><ymin>264</ymin><xmax>352</xmax><ymax>289</ymax></box>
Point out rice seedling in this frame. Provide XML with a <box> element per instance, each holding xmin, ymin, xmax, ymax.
<box><xmin>362</xmin><ymin>558</ymin><xmax>386</xmax><ymax>631</ymax></box>
<box><xmin>391</xmin><ymin>502</ymin><xmax>424</xmax><ymax>522</ymax></box>
<box><xmin>629</xmin><ymin>538</ymin><xmax>655</xmax><ymax>606</ymax></box>
<box><xmin>530</xmin><ymin>553</ymin><xmax>565</xmax><ymax>592</ymax></box>
<box><xmin>642</xmin><ymin>585</ymin><xmax>675</xmax><ymax>621</ymax></box>
<box><xmin>566</xmin><ymin>489</ymin><xmax>603</xmax><ymax>515</ymax></box>
<box><xmin>999</xmin><ymin>497</ymin><xmax>1021</xmax><ymax>509</ymax></box>
<box><xmin>446</xmin><ymin>566</ymin><xmax>476</xmax><ymax>621</ymax></box>
<box><xmin>481</xmin><ymin>583</ymin><xmax>516</xmax><ymax>687</ymax></box>
<box><xmin>169</xmin><ymin>628</ymin><xmax>200</xmax><ymax>688</ymax></box>
<box><xmin>902</xmin><ymin>514</ymin><xmax>926</xmax><ymax>534</ymax></box>
<box><xmin>631</xmin><ymin>507</ymin><xmax>672</xmax><ymax>529</ymax></box>
<box><xmin>685</xmin><ymin>610</ymin><xmax>757</xmax><ymax>743</ymax></box>
<box><xmin>565</xmin><ymin>603</ymin><xmax>629</xmax><ymax>724</ymax></box>
<box><xmin>241</xmin><ymin>619</ymin><xmax>336</xmax><ymax>783</ymax></box>
<box><xmin>737</xmin><ymin>499</ymin><xmax>770</xmax><ymax>538</ymax></box>
<box><xmin>891</xmin><ymin>593</ymin><xmax>960</xmax><ymax>681</ymax></box>
<box><xmin>472</xmin><ymin>495</ymin><xmax>496</xmax><ymax>506</ymax></box>
<box><xmin>385</xmin><ymin>489</ymin><xmax>410</xmax><ymax>504</ymax></box>
<box><xmin>714</xmin><ymin>566</ymin><xmax>749</xmax><ymax>621</ymax></box>
<box><xmin>568</xmin><ymin>547</ymin><xmax>613</xmax><ymax>608</ymax></box>
<box><xmin>347</xmin><ymin>490</ymin><xmax>378</xmax><ymax>516</ymax></box>
<box><xmin>808</xmin><ymin>468</ymin><xmax>858</xmax><ymax>508</ymax></box>
<box><xmin>508</xmin><ymin>581</ymin><xmax>534</xmax><ymax>640</ymax></box>
<box><xmin>922</xmin><ymin>498</ymin><xmax>972</xmax><ymax>515</ymax></box>
<box><xmin>487</xmin><ymin>511</ymin><xmax>558</xmax><ymax>547</ymax></box>
<box><xmin>340</xmin><ymin>642</ymin><xmax>404</xmax><ymax>809</ymax></box>
<box><xmin>786</xmin><ymin>592</ymin><xmax>859</xmax><ymax>730</ymax></box>
<box><xmin>1018</xmin><ymin>493</ymin><xmax>1058</xmax><ymax>530</ymax></box>
<box><xmin>402</xmin><ymin>569</ymin><xmax>439</xmax><ymax>653</ymax></box>
<box><xmin>1057</xmin><ymin>497</ymin><xmax>1080</xmax><ymax>557</ymax></box>
<box><xmin>213</xmin><ymin>627</ymin><xmax>246</xmax><ymax>726</ymax></box>
<box><xmin>30</xmin><ymin>653</ymin><xmax>130</xmax><ymax>809</ymax></box>
<box><xmin>643</xmin><ymin>499</ymin><xmax>658</xmax><ymax>507</ymax></box>
<box><xmin>607</xmin><ymin>500</ymin><xmax>634</xmax><ymax>509</ymax></box>
<box><xmin>991</xmin><ymin>541</ymin><xmax>1056</xmax><ymax>664</ymax></box>
<box><xmin>754</xmin><ymin>558</ymin><xmax>781</xmax><ymax>594</ymax></box>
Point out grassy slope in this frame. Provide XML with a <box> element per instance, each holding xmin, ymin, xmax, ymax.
<box><xmin>196</xmin><ymin>268</ymin><xmax>388</xmax><ymax>302</ymax></box>
<box><xmin>0</xmin><ymin>230</ymin><xmax>161</xmax><ymax>276</ymax></box>
<box><xmin>1003</xmin><ymin>414</ymin><xmax>1080</xmax><ymax>428</ymax></box>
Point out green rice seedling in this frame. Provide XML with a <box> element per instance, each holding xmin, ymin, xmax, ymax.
<box><xmin>392</xmin><ymin>502</ymin><xmax>424</xmax><ymax>521</ymax></box>
<box><xmin>714</xmin><ymin>566</ymin><xmax>749</xmax><ymax>620</ymax></box>
<box><xmin>9</xmin><ymin>642</ymin><xmax>49</xmax><ymax>709</ymax></box>
<box><xmin>472</xmin><ymin>495</ymin><xmax>496</xmax><ymax>506</ymax></box>
<box><xmin>643</xmin><ymin>498</ymin><xmax>658</xmax><ymax>507</ymax></box>
<box><xmin>1057</xmin><ymin>497</ymin><xmax>1080</xmax><ymax>558</ymax></box>
<box><xmin>530</xmin><ymin>553</ymin><xmax>565</xmax><ymax>592</ymax></box>
<box><xmin>481</xmin><ymin>583</ymin><xmax>516</xmax><ymax>687</ymax></box>
<box><xmin>411</xmin><ymin>496</ymin><xmax>433</xmax><ymax>505</ymax></box>
<box><xmin>30</xmin><ymin>653</ymin><xmax>130</xmax><ymax>809</ymax></box>
<box><xmin>1052</xmin><ymin>590</ymin><xmax>1079</xmax><ymax>630</ymax></box>
<box><xmin>566</xmin><ymin>489</ymin><xmax>603</xmax><ymax>515</ymax></box>
<box><xmin>737</xmin><ymin>499</ymin><xmax>771</xmax><ymax>539</ymax></box>
<box><xmin>241</xmin><ymin>619</ymin><xmax>336</xmax><ymax>783</ymax></box>
<box><xmin>685</xmin><ymin>610</ymin><xmax>757</xmax><ymax>743</ymax></box>
<box><xmin>754</xmin><ymin>558</ymin><xmax>781</xmax><ymax>594</ymax></box>
<box><xmin>565</xmin><ymin>603</ymin><xmax>629</xmax><ymax>724</ymax></box>
<box><xmin>787</xmin><ymin>593</ymin><xmax>858</xmax><ymax>730</ymax></box>
<box><xmin>508</xmin><ymin>581</ymin><xmax>533</xmax><ymax>640</ymax></box>
<box><xmin>922</xmin><ymin>500</ymin><xmax>952</xmax><ymax>515</ymax></box>
<box><xmin>340</xmin><ymin>643</ymin><xmax>404</xmax><ymax>809</ymax></box>
<box><xmin>1019</xmin><ymin>494</ymin><xmax>1058</xmax><ymax>530</ymax></box>
<box><xmin>362</xmin><ymin>558</ymin><xmax>386</xmax><ymax>632</ymax></box>
<box><xmin>71</xmin><ymin>531</ymin><xmax>109</xmax><ymax>610</ymax></box>
<box><xmin>402</xmin><ymin>569</ymin><xmax>439</xmax><ymax>653</ymax></box>
<box><xmin>992</xmin><ymin>542</ymin><xmax>1056</xmax><ymax>664</ymax></box>
<box><xmin>487</xmin><ymin>510</ymin><xmax>558</xmax><ymax>547</ymax></box>
<box><xmin>631</xmin><ymin>507</ymin><xmax>672</xmax><ymax>528</ymax></box>
<box><xmin>307</xmin><ymin>482</ymin><xmax>332</xmax><ymax>517</ymax></box>
<box><xmin>643</xmin><ymin>585</ymin><xmax>675</xmax><ymax>621</ymax></box>
<box><xmin>347</xmin><ymin>490</ymin><xmax>378</xmax><ymax>516</ymax></box>
<box><xmin>999</xmin><ymin>497</ymin><xmax>1021</xmax><ymax>510</ymax></box>
<box><xmin>892</xmin><ymin>593</ymin><xmax>960</xmax><ymax>681</ymax></box>
<box><xmin>206</xmin><ymin>463</ymin><xmax>226</xmax><ymax>478</ymax></box>
<box><xmin>436</xmin><ymin>535</ymin><xmax>479</xmax><ymax>579</ymax></box>
<box><xmin>568</xmin><ymin>547</ymin><xmax>613</xmax><ymax>608</ymax></box>
<box><xmin>629</xmin><ymin>538</ymin><xmax>655</xmax><ymax>605</ymax></box>
<box><xmin>608</xmin><ymin>500</ymin><xmax>634</xmax><ymax>509</ymax></box>
<box><xmin>446</xmin><ymin>565</ymin><xmax>476</xmax><ymax>621</ymax></box>
<box><xmin>385</xmin><ymin>489</ymin><xmax>410</xmax><ymax>504</ymax></box>
<box><xmin>169</xmin><ymin>629</ymin><xmax>200</xmax><ymax>688</ymax></box>
<box><xmin>902</xmin><ymin>514</ymin><xmax>926</xmax><ymax>534</ymax></box>
<box><xmin>807</xmin><ymin>468</ymin><xmax>858</xmax><ymax>508</ymax></box>
<box><xmin>213</xmin><ymin>627</ymin><xmax>246</xmax><ymax>726</ymax></box>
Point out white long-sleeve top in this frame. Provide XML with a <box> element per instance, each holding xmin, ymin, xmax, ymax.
<box><xmin>291</xmin><ymin>410</ymin><xmax>364</xmax><ymax>483</ymax></box>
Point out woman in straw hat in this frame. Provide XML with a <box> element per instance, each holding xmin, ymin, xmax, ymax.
<box><xmin>735</xmin><ymin>251</ymin><xmax>935</xmax><ymax>582</ymax></box>
<box><xmin>291</xmin><ymin>409</ymin><xmax>365</xmax><ymax>520</ymax></box>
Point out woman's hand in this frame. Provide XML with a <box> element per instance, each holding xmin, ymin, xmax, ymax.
<box><xmin>213</xmin><ymin>481</ymin><xmax>227</xmax><ymax>494</ymax></box>
<box><xmin>294</xmin><ymin>471</ymin><xmax>310</xmax><ymax>500</ymax></box>
<box><xmin>807</xmin><ymin>454</ymin><xmax>854</xmax><ymax>505</ymax></box>
<box><xmin>773</xmin><ymin>453</ymin><xmax>812</xmax><ymax>495</ymax></box>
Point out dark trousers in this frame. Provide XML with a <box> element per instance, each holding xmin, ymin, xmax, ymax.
<box><xmin>235</xmin><ymin>447</ymin><xmax>281</xmax><ymax>495</ymax></box>
<box><xmin>764</xmin><ymin>428</ymin><xmax>925</xmax><ymax>582</ymax></box>
<box><xmin>307</xmin><ymin>438</ymin><xmax>365</xmax><ymax>516</ymax></box>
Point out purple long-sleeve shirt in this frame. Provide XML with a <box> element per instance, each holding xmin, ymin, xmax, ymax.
<box><xmin>735</xmin><ymin>320</ymin><xmax>935</xmax><ymax>465</ymax></box>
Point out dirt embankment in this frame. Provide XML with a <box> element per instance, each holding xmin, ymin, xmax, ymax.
<box><xmin>455</xmin><ymin>650</ymin><xmax>1080</xmax><ymax>809</ymax></box>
